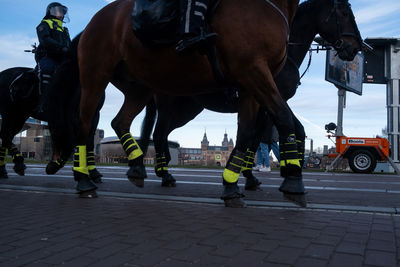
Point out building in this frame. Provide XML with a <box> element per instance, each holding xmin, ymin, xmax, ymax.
<box><xmin>100</xmin><ymin>137</ymin><xmax>180</xmax><ymax>165</ymax></box>
<box><xmin>179</xmin><ymin>132</ymin><xmax>234</xmax><ymax>166</ymax></box>
<box><xmin>0</xmin><ymin>116</ymin><xmax>104</xmax><ymax>161</ymax></box>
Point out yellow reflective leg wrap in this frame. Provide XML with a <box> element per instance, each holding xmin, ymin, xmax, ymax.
<box><xmin>120</xmin><ymin>133</ymin><xmax>143</xmax><ymax>160</ymax></box>
<box><xmin>73</xmin><ymin>145</ymin><xmax>88</xmax><ymax>175</ymax></box>
<box><xmin>87</xmin><ymin>151</ymin><xmax>96</xmax><ymax>171</ymax></box>
<box><xmin>279</xmin><ymin>134</ymin><xmax>301</xmax><ymax>168</ymax></box>
<box><xmin>280</xmin><ymin>159</ymin><xmax>301</xmax><ymax>168</ymax></box>
<box><xmin>223</xmin><ymin>151</ymin><xmax>245</xmax><ymax>183</ymax></box>
<box><xmin>9</xmin><ymin>146</ymin><xmax>21</xmax><ymax>160</ymax></box>
<box><xmin>241</xmin><ymin>150</ymin><xmax>255</xmax><ymax>172</ymax></box>
<box><xmin>156</xmin><ymin>153</ymin><xmax>168</xmax><ymax>172</ymax></box>
<box><xmin>0</xmin><ymin>148</ymin><xmax>7</xmax><ymax>166</ymax></box>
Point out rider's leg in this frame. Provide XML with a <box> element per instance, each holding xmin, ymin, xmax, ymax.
<box><xmin>176</xmin><ymin>0</ymin><xmax>217</xmax><ymax>52</ymax></box>
<box><xmin>37</xmin><ymin>57</ymin><xmax>56</xmax><ymax>113</ymax></box>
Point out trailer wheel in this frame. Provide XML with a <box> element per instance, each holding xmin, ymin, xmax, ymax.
<box><xmin>349</xmin><ymin>150</ymin><xmax>377</xmax><ymax>173</ymax></box>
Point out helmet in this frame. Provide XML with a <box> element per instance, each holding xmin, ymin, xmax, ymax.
<box><xmin>46</xmin><ymin>2</ymin><xmax>69</xmax><ymax>22</ymax></box>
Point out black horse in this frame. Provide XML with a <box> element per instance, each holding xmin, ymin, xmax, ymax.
<box><xmin>137</xmin><ymin>0</ymin><xmax>363</xmax><ymax>194</ymax></box>
<box><xmin>0</xmin><ymin>34</ymin><xmax>104</xmax><ymax>182</ymax></box>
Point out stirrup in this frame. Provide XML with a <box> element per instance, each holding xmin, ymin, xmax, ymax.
<box><xmin>176</xmin><ymin>32</ymin><xmax>217</xmax><ymax>53</ymax></box>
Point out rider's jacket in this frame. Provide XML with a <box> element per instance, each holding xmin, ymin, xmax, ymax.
<box><xmin>36</xmin><ymin>18</ymin><xmax>71</xmax><ymax>61</ymax></box>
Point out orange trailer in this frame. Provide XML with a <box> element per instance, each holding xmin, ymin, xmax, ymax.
<box><xmin>327</xmin><ymin>134</ymin><xmax>390</xmax><ymax>173</ymax></box>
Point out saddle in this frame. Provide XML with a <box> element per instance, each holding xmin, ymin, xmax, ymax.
<box><xmin>132</xmin><ymin>0</ymin><xmax>238</xmax><ymax>107</ymax></box>
<box><xmin>9</xmin><ymin>69</ymin><xmax>38</xmax><ymax>102</ymax></box>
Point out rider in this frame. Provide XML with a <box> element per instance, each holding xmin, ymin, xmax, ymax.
<box><xmin>36</xmin><ymin>2</ymin><xmax>71</xmax><ymax>113</ymax></box>
<box><xmin>176</xmin><ymin>0</ymin><xmax>217</xmax><ymax>53</ymax></box>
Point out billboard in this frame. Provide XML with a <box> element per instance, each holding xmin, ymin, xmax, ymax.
<box><xmin>325</xmin><ymin>49</ymin><xmax>364</xmax><ymax>95</ymax></box>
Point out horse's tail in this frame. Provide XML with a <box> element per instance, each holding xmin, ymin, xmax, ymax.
<box><xmin>138</xmin><ymin>97</ymin><xmax>157</xmax><ymax>155</ymax></box>
<box><xmin>47</xmin><ymin>33</ymin><xmax>82</xmax><ymax>158</ymax></box>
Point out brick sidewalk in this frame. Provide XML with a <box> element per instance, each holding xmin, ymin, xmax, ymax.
<box><xmin>0</xmin><ymin>189</ymin><xmax>399</xmax><ymax>266</ymax></box>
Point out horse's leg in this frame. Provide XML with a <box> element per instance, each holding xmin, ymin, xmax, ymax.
<box><xmin>0</xmin><ymin>117</ymin><xmax>8</xmax><ymax>178</ymax></box>
<box><xmin>1</xmin><ymin>113</ymin><xmax>27</xmax><ymax>176</ymax></box>
<box><xmin>221</xmin><ymin>93</ymin><xmax>260</xmax><ymax>207</ymax></box>
<box><xmin>238</xmin><ymin>64</ymin><xmax>306</xmax><ymax>207</ymax></box>
<box><xmin>242</xmin><ymin>108</ymin><xmax>269</xmax><ymax>191</ymax></box>
<box><xmin>291</xmin><ymin>111</ymin><xmax>306</xmax><ymax>169</ymax></box>
<box><xmin>73</xmin><ymin>82</ymin><xmax>110</xmax><ymax>198</ymax></box>
<box><xmin>87</xmin><ymin>93</ymin><xmax>105</xmax><ymax>183</ymax></box>
<box><xmin>152</xmin><ymin>96</ymin><xmax>204</xmax><ymax>187</ymax></box>
<box><xmin>110</xmin><ymin>84</ymin><xmax>152</xmax><ymax>188</ymax></box>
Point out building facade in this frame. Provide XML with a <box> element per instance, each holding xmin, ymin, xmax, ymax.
<box><xmin>179</xmin><ymin>132</ymin><xmax>234</xmax><ymax>166</ymax></box>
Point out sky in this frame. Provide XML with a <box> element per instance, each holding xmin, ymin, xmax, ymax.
<box><xmin>0</xmin><ymin>0</ymin><xmax>399</xmax><ymax>151</ymax></box>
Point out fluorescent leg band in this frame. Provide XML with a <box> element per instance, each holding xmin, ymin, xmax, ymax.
<box><xmin>0</xmin><ymin>148</ymin><xmax>7</xmax><ymax>166</ymax></box>
<box><xmin>55</xmin><ymin>158</ymin><xmax>66</xmax><ymax>166</ymax></box>
<box><xmin>87</xmin><ymin>151</ymin><xmax>96</xmax><ymax>171</ymax></box>
<box><xmin>241</xmin><ymin>150</ymin><xmax>255</xmax><ymax>172</ymax></box>
<box><xmin>280</xmin><ymin>159</ymin><xmax>301</xmax><ymax>168</ymax></box>
<box><xmin>120</xmin><ymin>133</ymin><xmax>143</xmax><ymax>160</ymax></box>
<box><xmin>223</xmin><ymin>151</ymin><xmax>245</xmax><ymax>183</ymax></box>
<box><xmin>279</xmin><ymin>134</ymin><xmax>301</xmax><ymax>168</ymax></box>
<box><xmin>156</xmin><ymin>153</ymin><xmax>168</xmax><ymax>172</ymax></box>
<box><xmin>73</xmin><ymin>145</ymin><xmax>88</xmax><ymax>175</ymax></box>
<box><xmin>9</xmin><ymin>146</ymin><xmax>21</xmax><ymax>159</ymax></box>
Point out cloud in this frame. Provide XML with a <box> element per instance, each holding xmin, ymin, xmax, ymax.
<box><xmin>355</xmin><ymin>2</ymin><xmax>400</xmax><ymax>24</ymax></box>
<box><xmin>0</xmin><ymin>34</ymin><xmax>37</xmax><ymax>70</ymax></box>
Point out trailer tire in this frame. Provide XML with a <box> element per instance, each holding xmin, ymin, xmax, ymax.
<box><xmin>349</xmin><ymin>149</ymin><xmax>376</xmax><ymax>173</ymax></box>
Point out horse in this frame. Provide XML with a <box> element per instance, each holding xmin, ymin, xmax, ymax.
<box><xmin>71</xmin><ymin>0</ymin><xmax>303</xmax><ymax>207</ymax></box>
<box><xmin>137</xmin><ymin>0</ymin><xmax>363</xmax><ymax>193</ymax></box>
<box><xmin>0</xmin><ymin>34</ymin><xmax>104</xmax><ymax>182</ymax></box>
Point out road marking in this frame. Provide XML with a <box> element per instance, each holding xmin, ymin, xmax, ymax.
<box><xmin>6</xmin><ymin>173</ymin><xmax>400</xmax><ymax>194</ymax></box>
<box><xmin>0</xmin><ymin>184</ymin><xmax>398</xmax><ymax>215</ymax></box>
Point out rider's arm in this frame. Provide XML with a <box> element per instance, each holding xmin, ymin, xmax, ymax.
<box><xmin>36</xmin><ymin>22</ymin><xmax>65</xmax><ymax>53</ymax></box>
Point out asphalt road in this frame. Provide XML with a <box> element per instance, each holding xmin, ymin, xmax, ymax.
<box><xmin>1</xmin><ymin>164</ymin><xmax>399</xmax><ymax>214</ymax></box>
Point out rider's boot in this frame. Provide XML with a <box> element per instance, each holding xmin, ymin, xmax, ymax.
<box><xmin>176</xmin><ymin>0</ymin><xmax>217</xmax><ymax>53</ymax></box>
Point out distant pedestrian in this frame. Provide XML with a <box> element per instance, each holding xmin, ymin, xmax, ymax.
<box><xmin>253</xmin><ymin>125</ymin><xmax>280</xmax><ymax>172</ymax></box>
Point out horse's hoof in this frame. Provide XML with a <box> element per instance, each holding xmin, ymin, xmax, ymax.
<box><xmin>245</xmin><ymin>176</ymin><xmax>262</xmax><ymax>191</ymax></box>
<box><xmin>283</xmin><ymin>192</ymin><xmax>307</xmax><ymax>207</ymax></box>
<box><xmin>89</xmin><ymin>169</ymin><xmax>103</xmax><ymax>184</ymax></box>
<box><xmin>75</xmin><ymin>172</ymin><xmax>98</xmax><ymax>192</ymax></box>
<box><xmin>128</xmin><ymin>177</ymin><xmax>144</xmax><ymax>188</ymax></box>
<box><xmin>221</xmin><ymin>183</ymin><xmax>245</xmax><ymax>208</ymax></box>
<box><xmin>127</xmin><ymin>164</ymin><xmax>147</xmax><ymax>179</ymax></box>
<box><xmin>46</xmin><ymin>161</ymin><xmax>63</xmax><ymax>175</ymax></box>
<box><xmin>0</xmin><ymin>165</ymin><xmax>8</xmax><ymax>179</ymax></box>
<box><xmin>279</xmin><ymin>176</ymin><xmax>306</xmax><ymax>194</ymax></box>
<box><xmin>79</xmin><ymin>189</ymin><xmax>98</xmax><ymax>198</ymax></box>
<box><xmin>224</xmin><ymin>198</ymin><xmax>247</xmax><ymax>208</ymax></box>
<box><xmin>161</xmin><ymin>174</ymin><xmax>176</xmax><ymax>187</ymax></box>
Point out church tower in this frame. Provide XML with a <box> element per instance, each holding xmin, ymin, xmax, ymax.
<box><xmin>201</xmin><ymin>132</ymin><xmax>209</xmax><ymax>151</ymax></box>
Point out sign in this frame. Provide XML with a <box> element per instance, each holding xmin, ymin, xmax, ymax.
<box><xmin>325</xmin><ymin>49</ymin><xmax>364</xmax><ymax>95</ymax></box>
<box><xmin>215</xmin><ymin>154</ymin><xmax>222</xmax><ymax>161</ymax></box>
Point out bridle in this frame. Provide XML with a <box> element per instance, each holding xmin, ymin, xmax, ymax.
<box><xmin>324</xmin><ymin>0</ymin><xmax>362</xmax><ymax>52</ymax></box>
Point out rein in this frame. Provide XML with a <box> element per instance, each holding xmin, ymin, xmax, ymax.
<box><xmin>264</xmin><ymin>0</ymin><xmax>290</xmax><ymax>39</ymax></box>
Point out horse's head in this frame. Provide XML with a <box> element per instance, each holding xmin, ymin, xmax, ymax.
<box><xmin>316</xmin><ymin>0</ymin><xmax>362</xmax><ymax>61</ymax></box>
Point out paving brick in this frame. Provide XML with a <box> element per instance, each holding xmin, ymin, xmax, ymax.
<box><xmin>367</xmin><ymin>239</ymin><xmax>396</xmax><ymax>252</ymax></box>
<box><xmin>303</xmin><ymin>243</ymin><xmax>334</xmax><ymax>259</ymax></box>
<box><xmin>294</xmin><ymin>257</ymin><xmax>328</xmax><ymax>267</ymax></box>
<box><xmin>311</xmin><ymin>234</ymin><xmax>342</xmax><ymax>246</ymax></box>
<box><xmin>369</xmin><ymin>231</ymin><xmax>396</xmax><ymax>241</ymax></box>
<box><xmin>364</xmin><ymin>250</ymin><xmax>397</xmax><ymax>267</ymax></box>
<box><xmin>335</xmin><ymin>241</ymin><xmax>365</xmax><ymax>255</ymax></box>
<box><xmin>328</xmin><ymin>253</ymin><xmax>363</xmax><ymax>267</ymax></box>
<box><xmin>210</xmin><ymin>242</ymin><xmax>248</xmax><ymax>257</ymax></box>
<box><xmin>266</xmin><ymin>246</ymin><xmax>303</xmax><ymax>265</ymax></box>
<box><xmin>170</xmin><ymin>244</ymin><xmax>214</xmax><ymax>262</ymax></box>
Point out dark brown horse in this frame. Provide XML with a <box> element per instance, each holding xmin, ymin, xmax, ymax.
<box><xmin>73</xmin><ymin>0</ymin><xmax>301</xmax><ymax>206</ymax></box>
<box><xmin>137</xmin><ymin>0</ymin><xmax>363</xmax><ymax>191</ymax></box>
